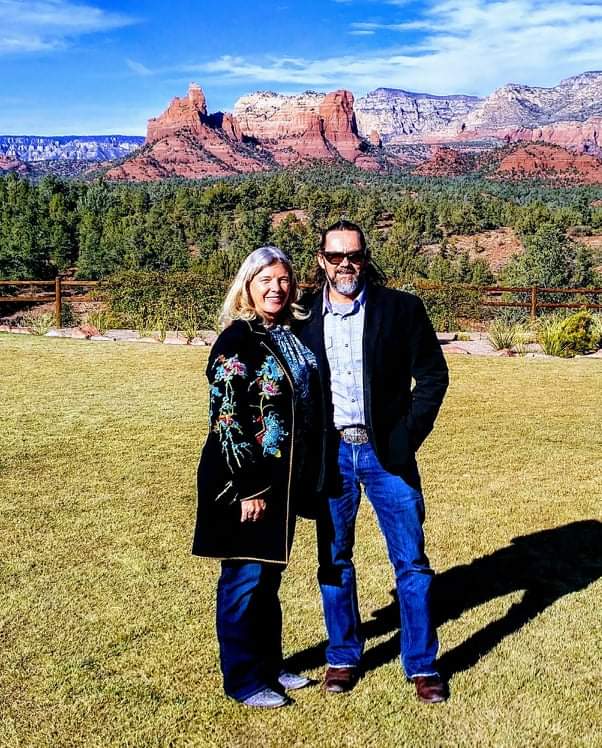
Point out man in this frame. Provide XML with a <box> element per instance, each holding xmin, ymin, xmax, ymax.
<box><xmin>298</xmin><ymin>220</ymin><xmax>449</xmax><ymax>704</ymax></box>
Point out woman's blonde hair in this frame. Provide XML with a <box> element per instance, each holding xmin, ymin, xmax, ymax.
<box><xmin>219</xmin><ymin>246</ymin><xmax>308</xmax><ymax>329</ymax></box>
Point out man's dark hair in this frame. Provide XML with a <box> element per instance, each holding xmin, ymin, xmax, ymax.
<box><xmin>319</xmin><ymin>220</ymin><xmax>367</xmax><ymax>252</ymax></box>
<box><xmin>313</xmin><ymin>220</ymin><xmax>387</xmax><ymax>287</ymax></box>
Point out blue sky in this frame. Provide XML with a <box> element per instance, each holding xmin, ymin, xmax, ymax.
<box><xmin>1</xmin><ymin>0</ymin><xmax>602</xmax><ymax>134</ymax></box>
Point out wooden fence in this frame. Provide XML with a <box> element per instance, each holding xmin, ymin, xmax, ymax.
<box><xmin>0</xmin><ymin>278</ymin><xmax>601</xmax><ymax>328</ymax></box>
<box><xmin>414</xmin><ymin>283</ymin><xmax>602</xmax><ymax>320</ymax></box>
<box><xmin>0</xmin><ymin>279</ymin><xmax>98</xmax><ymax>327</ymax></box>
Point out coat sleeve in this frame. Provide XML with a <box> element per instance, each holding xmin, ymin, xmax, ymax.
<box><xmin>206</xmin><ymin>332</ymin><xmax>271</xmax><ymax>502</ymax></box>
<box><xmin>403</xmin><ymin>296</ymin><xmax>449</xmax><ymax>452</ymax></box>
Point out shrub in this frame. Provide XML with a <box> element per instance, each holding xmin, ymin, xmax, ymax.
<box><xmin>86</xmin><ymin>308</ymin><xmax>123</xmax><ymax>335</ymax></box>
<box><xmin>488</xmin><ymin>319</ymin><xmax>522</xmax><ymax>350</ymax></box>
<box><xmin>409</xmin><ymin>282</ymin><xmax>484</xmax><ymax>332</ymax></box>
<box><xmin>536</xmin><ymin>311</ymin><xmax>599</xmax><ymax>357</ymax></box>
<box><xmin>22</xmin><ymin>312</ymin><xmax>55</xmax><ymax>335</ymax></box>
<box><xmin>59</xmin><ymin>301</ymin><xmax>77</xmax><ymax>328</ymax></box>
<box><xmin>591</xmin><ymin>313</ymin><xmax>602</xmax><ymax>349</ymax></box>
<box><xmin>556</xmin><ymin>310</ymin><xmax>599</xmax><ymax>355</ymax></box>
<box><xmin>537</xmin><ymin>314</ymin><xmax>568</xmax><ymax>357</ymax></box>
<box><xmin>98</xmin><ymin>270</ymin><xmax>228</xmax><ymax>333</ymax></box>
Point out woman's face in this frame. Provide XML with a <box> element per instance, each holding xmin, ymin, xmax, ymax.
<box><xmin>249</xmin><ymin>261</ymin><xmax>291</xmax><ymax>323</ymax></box>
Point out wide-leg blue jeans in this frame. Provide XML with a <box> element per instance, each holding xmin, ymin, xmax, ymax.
<box><xmin>317</xmin><ymin>439</ymin><xmax>438</xmax><ymax>678</ymax></box>
<box><xmin>216</xmin><ymin>560</ymin><xmax>284</xmax><ymax>701</ymax></box>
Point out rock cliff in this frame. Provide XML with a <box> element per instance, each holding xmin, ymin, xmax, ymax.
<box><xmin>353</xmin><ymin>72</ymin><xmax>602</xmax><ymax>157</ymax></box>
<box><xmin>354</xmin><ymin>88</ymin><xmax>480</xmax><ymax>143</ymax></box>
<box><xmin>233</xmin><ymin>89</ymin><xmax>381</xmax><ymax>168</ymax></box>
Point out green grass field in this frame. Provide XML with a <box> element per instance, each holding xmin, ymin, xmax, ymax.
<box><xmin>1</xmin><ymin>334</ymin><xmax>601</xmax><ymax>748</ymax></box>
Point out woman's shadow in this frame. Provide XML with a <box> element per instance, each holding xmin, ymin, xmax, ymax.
<box><xmin>284</xmin><ymin>519</ymin><xmax>602</xmax><ymax>679</ymax></box>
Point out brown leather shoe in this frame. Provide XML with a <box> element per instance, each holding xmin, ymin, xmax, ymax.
<box><xmin>412</xmin><ymin>675</ymin><xmax>448</xmax><ymax>704</ymax></box>
<box><xmin>324</xmin><ymin>666</ymin><xmax>359</xmax><ymax>693</ymax></box>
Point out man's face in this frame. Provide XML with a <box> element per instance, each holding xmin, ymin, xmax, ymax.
<box><xmin>318</xmin><ymin>230</ymin><xmax>366</xmax><ymax>297</ymax></box>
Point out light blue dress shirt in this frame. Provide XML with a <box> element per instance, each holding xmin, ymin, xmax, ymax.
<box><xmin>322</xmin><ymin>284</ymin><xmax>366</xmax><ymax>429</ymax></box>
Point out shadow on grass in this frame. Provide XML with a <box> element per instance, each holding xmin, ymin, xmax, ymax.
<box><xmin>283</xmin><ymin>520</ymin><xmax>602</xmax><ymax>679</ymax></box>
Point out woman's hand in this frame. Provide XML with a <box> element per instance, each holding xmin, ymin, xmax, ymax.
<box><xmin>240</xmin><ymin>498</ymin><xmax>267</xmax><ymax>523</ymax></box>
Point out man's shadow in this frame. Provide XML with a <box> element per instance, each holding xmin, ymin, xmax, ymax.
<box><xmin>284</xmin><ymin>520</ymin><xmax>602</xmax><ymax>679</ymax></box>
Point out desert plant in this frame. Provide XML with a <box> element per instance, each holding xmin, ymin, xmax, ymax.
<box><xmin>151</xmin><ymin>300</ymin><xmax>171</xmax><ymax>342</ymax></box>
<box><xmin>86</xmin><ymin>308</ymin><xmax>121</xmax><ymax>335</ymax></box>
<box><xmin>175</xmin><ymin>303</ymin><xmax>203</xmax><ymax>343</ymax></box>
<box><xmin>535</xmin><ymin>311</ymin><xmax>598</xmax><ymax>357</ymax></box>
<box><xmin>555</xmin><ymin>310</ymin><xmax>599</xmax><ymax>356</ymax></box>
<box><xmin>536</xmin><ymin>315</ymin><xmax>569</xmax><ymax>357</ymax></box>
<box><xmin>24</xmin><ymin>312</ymin><xmax>56</xmax><ymax>335</ymax></box>
<box><xmin>488</xmin><ymin>319</ymin><xmax>522</xmax><ymax>350</ymax></box>
<box><xmin>589</xmin><ymin>313</ymin><xmax>602</xmax><ymax>350</ymax></box>
<box><xmin>512</xmin><ymin>328</ymin><xmax>536</xmax><ymax>356</ymax></box>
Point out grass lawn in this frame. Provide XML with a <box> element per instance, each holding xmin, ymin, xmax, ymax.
<box><xmin>1</xmin><ymin>334</ymin><xmax>601</xmax><ymax>747</ymax></box>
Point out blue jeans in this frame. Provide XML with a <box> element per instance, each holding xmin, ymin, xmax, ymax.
<box><xmin>317</xmin><ymin>439</ymin><xmax>438</xmax><ymax>678</ymax></box>
<box><xmin>216</xmin><ymin>560</ymin><xmax>284</xmax><ymax>701</ymax></box>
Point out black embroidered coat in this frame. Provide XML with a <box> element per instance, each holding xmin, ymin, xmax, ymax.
<box><xmin>192</xmin><ymin>319</ymin><xmax>304</xmax><ymax>565</ymax></box>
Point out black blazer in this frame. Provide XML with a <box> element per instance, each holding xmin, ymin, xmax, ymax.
<box><xmin>297</xmin><ymin>283</ymin><xmax>449</xmax><ymax>491</ymax></box>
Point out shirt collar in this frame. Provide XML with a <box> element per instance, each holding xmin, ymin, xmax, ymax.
<box><xmin>322</xmin><ymin>282</ymin><xmax>366</xmax><ymax>317</ymax></box>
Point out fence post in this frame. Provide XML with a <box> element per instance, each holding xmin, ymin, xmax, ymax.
<box><xmin>55</xmin><ymin>276</ymin><xmax>62</xmax><ymax>328</ymax></box>
<box><xmin>530</xmin><ymin>285</ymin><xmax>537</xmax><ymax>321</ymax></box>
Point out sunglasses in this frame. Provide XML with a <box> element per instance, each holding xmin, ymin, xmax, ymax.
<box><xmin>320</xmin><ymin>250</ymin><xmax>366</xmax><ymax>266</ymax></box>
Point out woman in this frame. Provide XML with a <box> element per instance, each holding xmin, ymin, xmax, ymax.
<box><xmin>192</xmin><ymin>246</ymin><xmax>319</xmax><ymax>708</ymax></box>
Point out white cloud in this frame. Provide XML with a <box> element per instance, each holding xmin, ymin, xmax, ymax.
<box><xmin>126</xmin><ymin>58</ymin><xmax>152</xmax><ymax>76</ymax></box>
<box><xmin>193</xmin><ymin>0</ymin><xmax>602</xmax><ymax>96</ymax></box>
<box><xmin>0</xmin><ymin>0</ymin><xmax>137</xmax><ymax>54</ymax></box>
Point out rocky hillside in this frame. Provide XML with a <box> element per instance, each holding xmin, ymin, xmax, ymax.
<box><xmin>492</xmin><ymin>143</ymin><xmax>602</xmax><ymax>183</ymax></box>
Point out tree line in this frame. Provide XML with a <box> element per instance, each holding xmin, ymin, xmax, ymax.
<box><xmin>1</xmin><ymin>166</ymin><xmax>601</xmax><ymax>289</ymax></box>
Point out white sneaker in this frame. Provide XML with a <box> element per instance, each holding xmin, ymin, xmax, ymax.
<box><xmin>242</xmin><ymin>688</ymin><xmax>289</xmax><ymax>708</ymax></box>
<box><xmin>278</xmin><ymin>671</ymin><xmax>312</xmax><ymax>690</ymax></box>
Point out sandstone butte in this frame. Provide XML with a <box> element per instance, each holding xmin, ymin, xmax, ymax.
<box><xmin>495</xmin><ymin>143</ymin><xmax>602</xmax><ymax>184</ymax></box>
<box><xmin>107</xmin><ymin>84</ymin><xmax>387</xmax><ymax>181</ymax></box>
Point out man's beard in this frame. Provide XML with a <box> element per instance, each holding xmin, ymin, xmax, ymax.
<box><xmin>328</xmin><ymin>269</ymin><xmax>360</xmax><ymax>296</ymax></box>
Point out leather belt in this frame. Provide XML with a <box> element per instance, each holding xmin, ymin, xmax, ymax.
<box><xmin>339</xmin><ymin>426</ymin><xmax>369</xmax><ymax>444</ymax></box>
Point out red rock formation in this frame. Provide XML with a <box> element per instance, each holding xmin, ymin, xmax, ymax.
<box><xmin>0</xmin><ymin>154</ymin><xmax>29</xmax><ymax>174</ymax></box>
<box><xmin>501</xmin><ymin>117</ymin><xmax>602</xmax><ymax>155</ymax></box>
<box><xmin>235</xmin><ymin>89</ymin><xmax>381</xmax><ymax>168</ymax></box>
<box><xmin>318</xmin><ymin>90</ymin><xmax>362</xmax><ymax>161</ymax></box>
<box><xmin>495</xmin><ymin>143</ymin><xmax>602</xmax><ymax>183</ymax></box>
<box><xmin>107</xmin><ymin>84</ymin><xmax>273</xmax><ymax>180</ymax></box>
<box><xmin>108</xmin><ymin>84</ymin><xmax>389</xmax><ymax>181</ymax></box>
<box><xmin>147</xmin><ymin>83</ymin><xmax>209</xmax><ymax>143</ymax></box>
<box><xmin>413</xmin><ymin>146</ymin><xmax>475</xmax><ymax>176</ymax></box>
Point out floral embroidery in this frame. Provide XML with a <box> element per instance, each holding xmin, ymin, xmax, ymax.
<box><xmin>210</xmin><ymin>351</ymin><xmax>288</xmax><ymax>467</ymax></box>
<box><xmin>257</xmin><ymin>410</ymin><xmax>287</xmax><ymax>457</ymax></box>
<box><xmin>253</xmin><ymin>355</ymin><xmax>288</xmax><ymax>457</ymax></box>
<box><xmin>210</xmin><ymin>354</ymin><xmax>252</xmax><ymax>471</ymax></box>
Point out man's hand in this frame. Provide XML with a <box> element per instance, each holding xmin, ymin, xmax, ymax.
<box><xmin>240</xmin><ymin>498</ymin><xmax>267</xmax><ymax>523</ymax></box>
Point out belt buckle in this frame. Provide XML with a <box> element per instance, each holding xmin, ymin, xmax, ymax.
<box><xmin>341</xmin><ymin>426</ymin><xmax>368</xmax><ymax>445</ymax></box>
